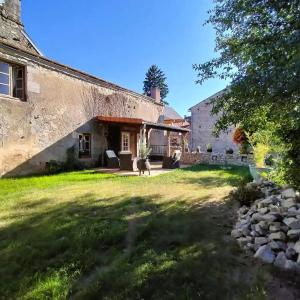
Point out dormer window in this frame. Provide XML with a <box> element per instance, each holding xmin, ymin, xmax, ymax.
<box><xmin>0</xmin><ymin>60</ymin><xmax>26</xmax><ymax>101</ymax></box>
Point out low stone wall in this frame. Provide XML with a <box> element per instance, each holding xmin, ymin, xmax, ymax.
<box><xmin>181</xmin><ymin>152</ymin><xmax>254</xmax><ymax>166</ymax></box>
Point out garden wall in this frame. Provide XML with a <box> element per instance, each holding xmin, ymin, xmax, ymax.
<box><xmin>181</xmin><ymin>152</ymin><xmax>254</xmax><ymax>166</ymax></box>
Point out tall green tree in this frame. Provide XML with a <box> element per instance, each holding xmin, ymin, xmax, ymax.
<box><xmin>143</xmin><ymin>65</ymin><xmax>169</xmax><ymax>105</ymax></box>
<box><xmin>193</xmin><ymin>0</ymin><xmax>300</xmax><ymax>186</ymax></box>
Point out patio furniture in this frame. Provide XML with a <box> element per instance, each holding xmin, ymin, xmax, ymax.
<box><xmin>105</xmin><ymin>150</ymin><xmax>120</xmax><ymax>168</ymax></box>
<box><xmin>162</xmin><ymin>150</ymin><xmax>181</xmax><ymax>169</ymax></box>
<box><xmin>119</xmin><ymin>152</ymin><xmax>134</xmax><ymax>171</ymax></box>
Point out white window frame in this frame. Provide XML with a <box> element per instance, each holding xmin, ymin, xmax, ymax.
<box><xmin>0</xmin><ymin>60</ymin><xmax>25</xmax><ymax>101</ymax></box>
<box><xmin>79</xmin><ymin>133</ymin><xmax>92</xmax><ymax>159</ymax></box>
<box><xmin>0</xmin><ymin>61</ymin><xmax>10</xmax><ymax>96</ymax></box>
<box><xmin>121</xmin><ymin>132</ymin><xmax>131</xmax><ymax>153</ymax></box>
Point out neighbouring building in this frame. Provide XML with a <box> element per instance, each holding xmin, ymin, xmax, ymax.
<box><xmin>0</xmin><ymin>0</ymin><xmax>188</xmax><ymax>177</ymax></box>
<box><xmin>149</xmin><ymin>105</ymin><xmax>190</xmax><ymax>156</ymax></box>
<box><xmin>189</xmin><ymin>90</ymin><xmax>238</xmax><ymax>154</ymax></box>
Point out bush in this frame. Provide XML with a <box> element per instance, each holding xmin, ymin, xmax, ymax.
<box><xmin>239</xmin><ymin>143</ymin><xmax>252</xmax><ymax>155</ymax></box>
<box><xmin>230</xmin><ymin>180</ymin><xmax>264</xmax><ymax>207</ymax></box>
<box><xmin>45</xmin><ymin>146</ymin><xmax>84</xmax><ymax>174</ymax></box>
<box><xmin>64</xmin><ymin>146</ymin><xmax>84</xmax><ymax>171</ymax></box>
<box><xmin>45</xmin><ymin>160</ymin><xmax>64</xmax><ymax>174</ymax></box>
<box><xmin>264</xmin><ymin>153</ymin><xmax>275</xmax><ymax>167</ymax></box>
<box><xmin>253</xmin><ymin>143</ymin><xmax>270</xmax><ymax>167</ymax></box>
<box><xmin>233</xmin><ymin>127</ymin><xmax>247</xmax><ymax>145</ymax></box>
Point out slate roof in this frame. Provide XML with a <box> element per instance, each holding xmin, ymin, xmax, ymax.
<box><xmin>0</xmin><ymin>12</ymin><xmax>41</xmax><ymax>55</ymax></box>
<box><xmin>163</xmin><ymin>106</ymin><xmax>183</xmax><ymax>120</ymax></box>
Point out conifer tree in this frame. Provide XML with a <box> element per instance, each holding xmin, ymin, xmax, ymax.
<box><xmin>143</xmin><ymin>65</ymin><xmax>169</xmax><ymax>105</ymax></box>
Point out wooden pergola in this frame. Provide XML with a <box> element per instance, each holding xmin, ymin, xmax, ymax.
<box><xmin>96</xmin><ymin>116</ymin><xmax>189</xmax><ymax>157</ymax></box>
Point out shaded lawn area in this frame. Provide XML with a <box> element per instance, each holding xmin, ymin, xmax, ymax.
<box><xmin>0</xmin><ymin>165</ymin><xmax>267</xmax><ymax>299</ymax></box>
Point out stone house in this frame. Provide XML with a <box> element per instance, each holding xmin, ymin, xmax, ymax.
<box><xmin>189</xmin><ymin>90</ymin><xmax>239</xmax><ymax>154</ymax></box>
<box><xmin>0</xmin><ymin>0</ymin><xmax>188</xmax><ymax>177</ymax></box>
<box><xmin>149</xmin><ymin>106</ymin><xmax>190</xmax><ymax>156</ymax></box>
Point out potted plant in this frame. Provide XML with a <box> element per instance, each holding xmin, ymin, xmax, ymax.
<box><xmin>137</xmin><ymin>140</ymin><xmax>152</xmax><ymax>175</ymax></box>
<box><xmin>226</xmin><ymin>148</ymin><xmax>234</xmax><ymax>155</ymax></box>
<box><xmin>206</xmin><ymin>143</ymin><xmax>212</xmax><ymax>153</ymax></box>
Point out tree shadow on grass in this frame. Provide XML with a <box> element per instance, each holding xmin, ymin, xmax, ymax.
<box><xmin>175</xmin><ymin>164</ymin><xmax>252</xmax><ymax>188</ymax></box>
<box><xmin>0</xmin><ymin>193</ymin><xmax>265</xmax><ymax>300</ymax></box>
<box><xmin>179</xmin><ymin>175</ymin><xmax>243</xmax><ymax>188</ymax></box>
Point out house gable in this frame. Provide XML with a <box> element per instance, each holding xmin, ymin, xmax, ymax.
<box><xmin>0</xmin><ymin>0</ymin><xmax>42</xmax><ymax>55</ymax></box>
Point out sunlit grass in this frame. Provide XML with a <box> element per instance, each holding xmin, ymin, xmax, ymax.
<box><xmin>0</xmin><ymin>164</ymin><xmax>266</xmax><ymax>299</ymax></box>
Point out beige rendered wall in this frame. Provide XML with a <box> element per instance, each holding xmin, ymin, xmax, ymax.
<box><xmin>0</xmin><ymin>49</ymin><xmax>163</xmax><ymax>176</ymax></box>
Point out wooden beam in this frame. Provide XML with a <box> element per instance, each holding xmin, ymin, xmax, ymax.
<box><xmin>97</xmin><ymin>116</ymin><xmax>143</xmax><ymax>125</ymax></box>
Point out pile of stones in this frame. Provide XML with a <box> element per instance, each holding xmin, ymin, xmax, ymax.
<box><xmin>231</xmin><ymin>179</ymin><xmax>300</xmax><ymax>273</ymax></box>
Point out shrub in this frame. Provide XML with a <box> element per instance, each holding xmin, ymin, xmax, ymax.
<box><xmin>233</xmin><ymin>127</ymin><xmax>252</xmax><ymax>154</ymax></box>
<box><xmin>233</xmin><ymin>127</ymin><xmax>247</xmax><ymax>145</ymax></box>
<box><xmin>45</xmin><ymin>146</ymin><xmax>84</xmax><ymax>174</ymax></box>
<box><xmin>239</xmin><ymin>143</ymin><xmax>248</xmax><ymax>154</ymax></box>
<box><xmin>264</xmin><ymin>153</ymin><xmax>275</xmax><ymax>167</ymax></box>
<box><xmin>230</xmin><ymin>179</ymin><xmax>264</xmax><ymax>207</ymax></box>
<box><xmin>64</xmin><ymin>146</ymin><xmax>83</xmax><ymax>171</ymax></box>
<box><xmin>45</xmin><ymin>160</ymin><xmax>63</xmax><ymax>174</ymax></box>
<box><xmin>253</xmin><ymin>143</ymin><xmax>270</xmax><ymax>167</ymax></box>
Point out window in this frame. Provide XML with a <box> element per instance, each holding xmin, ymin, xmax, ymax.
<box><xmin>79</xmin><ymin>133</ymin><xmax>91</xmax><ymax>158</ymax></box>
<box><xmin>0</xmin><ymin>60</ymin><xmax>25</xmax><ymax>101</ymax></box>
<box><xmin>121</xmin><ymin>132</ymin><xmax>130</xmax><ymax>152</ymax></box>
<box><xmin>0</xmin><ymin>61</ymin><xmax>10</xmax><ymax>96</ymax></box>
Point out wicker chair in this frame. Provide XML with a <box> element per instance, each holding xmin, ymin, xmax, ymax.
<box><xmin>119</xmin><ymin>152</ymin><xmax>134</xmax><ymax>171</ymax></box>
<box><xmin>105</xmin><ymin>150</ymin><xmax>120</xmax><ymax>168</ymax></box>
<box><xmin>162</xmin><ymin>150</ymin><xmax>181</xmax><ymax>169</ymax></box>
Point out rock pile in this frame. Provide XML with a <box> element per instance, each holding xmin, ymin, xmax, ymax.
<box><xmin>231</xmin><ymin>179</ymin><xmax>300</xmax><ymax>273</ymax></box>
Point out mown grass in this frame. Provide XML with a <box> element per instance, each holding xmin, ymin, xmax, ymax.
<box><xmin>0</xmin><ymin>164</ymin><xmax>267</xmax><ymax>300</ymax></box>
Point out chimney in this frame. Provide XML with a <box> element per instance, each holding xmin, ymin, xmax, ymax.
<box><xmin>0</xmin><ymin>0</ymin><xmax>22</xmax><ymax>24</ymax></box>
<box><xmin>150</xmin><ymin>86</ymin><xmax>161</xmax><ymax>104</ymax></box>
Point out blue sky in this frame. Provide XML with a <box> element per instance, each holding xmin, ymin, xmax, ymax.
<box><xmin>23</xmin><ymin>0</ymin><xmax>228</xmax><ymax>116</ymax></box>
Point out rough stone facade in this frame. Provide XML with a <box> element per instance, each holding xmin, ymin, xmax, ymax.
<box><xmin>0</xmin><ymin>0</ymin><xmax>20</xmax><ymax>22</ymax></box>
<box><xmin>189</xmin><ymin>90</ymin><xmax>239</xmax><ymax>154</ymax></box>
<box><xmin>0</xmin><ymin>0</ymin><xmax>40</xmax><ymax>55</ymax></box>
<box><xmin>0</xmin><ymin>42</ymin><xmax>164</xmax><ymax>177</ymax></box>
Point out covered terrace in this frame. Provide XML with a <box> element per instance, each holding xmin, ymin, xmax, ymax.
<box><xmin>96</xmin><ymin>116</ymin><xmax>189</xmax><ymax>170</ymax></box>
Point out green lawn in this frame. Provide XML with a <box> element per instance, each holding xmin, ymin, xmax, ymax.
<box><xmin>0</xmin><ymin>165</ymin><xmax>267</xmax><ymax>299</ymax></box>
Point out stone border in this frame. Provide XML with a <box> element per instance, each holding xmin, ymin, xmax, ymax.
<box><xmin>232</xmin><ymin>179</ymin><xmax>300</xmax><ymax>273</ymax></box>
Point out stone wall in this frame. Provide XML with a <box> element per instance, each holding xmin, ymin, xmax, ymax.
<box><xmin>0</xmin><ymin>0</ymin><xmax>21</xmax><ymax>23</ymax></box>
<box><xmin>190</xmin><ymin>97</ymin><xmax>239</xmax><ymax>153</ymax></box>
<box><xmin>0</xmin><ymin>45</ymin><xmax>164</xmax><ymax>177</ymax></box>
<box><xmin>181</xmin><ymin>151</ymin><xmax>253</xmax><ymax>166</ymax></box>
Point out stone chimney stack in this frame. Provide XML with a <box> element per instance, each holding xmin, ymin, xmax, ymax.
<box><xmin>150</xmin><ymin>87</ymin><xmax>161</xmax><ymax>104</ymax></box>
<box><xmin>0</xmin><ymin>0</ymin><xmax>22</xmax><ymax>24</ymax></box>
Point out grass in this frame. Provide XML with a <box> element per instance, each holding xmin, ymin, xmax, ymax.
<box><xmin>0</xmin><ymin>164</ymin><xmax>268</xmax><ymax>300</ymax></box>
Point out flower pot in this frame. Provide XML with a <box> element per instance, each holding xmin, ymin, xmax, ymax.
<box><xmin>137</xmin><ymin>158</ymin><xmax>147</xmax><ymax>170</ymax></box>
<box><xmin>137</xmin><ymin>158</ymin><xmax>151</xmax><ymax>175</ymax></box>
